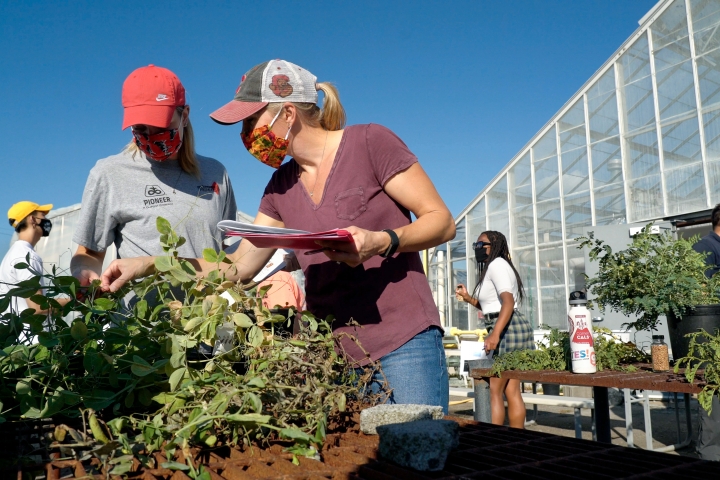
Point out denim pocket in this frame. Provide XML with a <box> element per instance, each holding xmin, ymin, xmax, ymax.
<box><xmin>334</xmin><ymin>187</ymin><xmax>367</xmax><ymax>220</ymax></box>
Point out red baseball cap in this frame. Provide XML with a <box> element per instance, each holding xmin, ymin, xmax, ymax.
<box><xmin>121</xmin><ymin>65</ymin><xmax>186</xmax><ymax>130</ymax></box>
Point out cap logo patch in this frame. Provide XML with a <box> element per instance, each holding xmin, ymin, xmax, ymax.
<box><xmin>156</xmin><ymin>94</ymin><xmax>169</xmax><ymax>101</ymax></box>
<box><xmin>269</xmin><ymin>74</ymin><xmax>293</xmax><ymax>98</ymax></box>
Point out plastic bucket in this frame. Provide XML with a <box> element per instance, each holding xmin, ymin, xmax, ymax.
<box><xmin>667</xmin><ymin>304</ymin><xmax>720</xmax><ymax>360</ymax></box>
<box><xmin>542</xmin><ymin>383</ymin><xmax>560</xmax><ymax>396</ymax></box>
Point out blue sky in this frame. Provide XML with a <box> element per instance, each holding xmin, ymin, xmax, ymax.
<box><xmin>0</xmin><ymin>0</ymin><xmax>657</xmax><ymax>252</ymax></box>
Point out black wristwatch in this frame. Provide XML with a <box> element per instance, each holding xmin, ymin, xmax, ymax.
<box><xmin>380</xmin><ymin>229</ymin><xmax>399</xmax><ymax>258</ymax></box>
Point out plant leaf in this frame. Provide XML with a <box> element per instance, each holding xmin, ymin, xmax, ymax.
<box><xmin>156</xmin><ymin>217</ymin><xmax>172</xmax><ymax>235</ymax></box>
<box><xmin>232</xmin><ymin>312</ymin><xmax>254</xmax><ymax>328</ymax></box>
<box><xmin>155</xmin><ymin>256</ymin><xmax>175</xmax><ymax>273</ymax></box>
<box><xmin>202</xmin><ymin>249</ymin><xmax>218</xmax><ymax>263</ymax></box>
<box><xmin>70</xmin><ymin>321</ymin><xmax>88</xmax><ymax>341</ymax></box>
<box><xmin>169</xmin><ymin>367</ymin><xmax>186</xmax><ymax>392</ymax></box>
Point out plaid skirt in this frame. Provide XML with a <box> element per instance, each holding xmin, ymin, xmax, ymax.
<box><xmin>485</xmin><ymin>310</ymin><xmax>535</xmax><ymax>356</ymax></box>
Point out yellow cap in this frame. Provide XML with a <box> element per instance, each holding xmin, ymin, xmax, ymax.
<box><xmin>8</xmin><ymin>201</ymin><xmax>53</xmax><ymax>228</ymax></box>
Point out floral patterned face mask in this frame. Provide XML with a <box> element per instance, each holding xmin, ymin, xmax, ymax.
<box><xmin>240</xmin><ymin>109</ymin><xmax>291</xmax><ymax>169</ymax></box>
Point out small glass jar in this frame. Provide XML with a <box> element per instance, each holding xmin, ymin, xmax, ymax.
<box><xmin>651</xmin><ymin>335</ymin><xmax>670</xmax><ymax>372</ymax></box>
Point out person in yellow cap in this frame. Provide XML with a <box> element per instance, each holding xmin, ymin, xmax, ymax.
<box><xmin>0</xmin><ymin>201</ymin><xmax>69</xmax><ymax>343</ymax></box>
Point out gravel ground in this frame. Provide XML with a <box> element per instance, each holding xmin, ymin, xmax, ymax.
<box><xmin>449</xmin><ymin>394</ymin><xmax>701</xmax><ymax>458</ymax></box>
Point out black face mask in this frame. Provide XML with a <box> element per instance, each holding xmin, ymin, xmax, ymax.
<box><xmin>36</xmin><ymin>218</ymin><xmax>52</xmax><ymax>237</ymax></box>
<box><xmin>475</xmin><ymin>246</ymin><xmax>489</xmax><ymax>264</ymax></box>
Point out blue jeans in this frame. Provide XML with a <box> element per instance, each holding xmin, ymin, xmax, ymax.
<box><xmin>360</xmin><ymin>327</ymin><xmax>449</xmax><ymax>414</ymax></box>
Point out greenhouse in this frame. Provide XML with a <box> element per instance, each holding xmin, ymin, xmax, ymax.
<box><xmin>429</xmin><ymin>0</ymin><xmax>720</xmax><ymax>334</ymax></box>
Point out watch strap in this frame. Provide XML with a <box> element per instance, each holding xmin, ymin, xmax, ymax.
<box><xmin>380</xmin><ymin>229</ymin><xmax>399</xmax><ymax>258</ymax></box>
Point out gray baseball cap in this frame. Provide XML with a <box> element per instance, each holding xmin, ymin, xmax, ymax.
<box><xmin>210</xmin><ymin>59</ymin><xmax>319</xmax><ymax>125</ymax></box>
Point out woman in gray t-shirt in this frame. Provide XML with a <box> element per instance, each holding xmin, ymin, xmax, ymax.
<box><xmin>71</xmin><ymin>65</ymin><xmax>237</xmax><ymax>284</ymax></box>
<box><xmin>99</xmin><ymin>60</ymin><xmax>455</xmax><ymax>413</ymax></box>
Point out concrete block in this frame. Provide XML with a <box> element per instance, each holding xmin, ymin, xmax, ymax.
<box><xmin>377</xmin><ymin>419</ymin><xmax>459</xmax><ymax>472</ymax></box>
<box><xmin>360</xmin><ymin>404</ymin><xmax>444</xmax><ymax>435</ymax></box>
<box><xmin>564</xmin><ymin>386</ymin><xmax>593</xmax><ymax>398</ymax></box>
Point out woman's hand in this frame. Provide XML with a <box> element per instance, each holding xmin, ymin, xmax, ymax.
<box><xmin>100</xmin><ymin>257</ymin><xmax>156</xmax><ymax>293</ymax></box>
<box><xmin>484</xmin><ymin>332</ymin><xmax>500</xmax><ymax>353</ymax></box>
<box><xmin>315</xmin><ymin>226</ymin><xmax>389</xmax><ymax>267</ymax></box>
<box><xmin>455</xmin><ymin>284</ymin><xmax>469</xmax><ymax>302</ymax></box>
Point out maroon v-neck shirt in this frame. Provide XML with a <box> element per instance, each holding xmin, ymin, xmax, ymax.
<box><xmin>259</xmin><ymin>124</ymin><xmax>442</xmax><ymax>364</ymax></box>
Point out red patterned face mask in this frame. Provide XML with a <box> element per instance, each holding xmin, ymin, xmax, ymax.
<box><xmin>240</xmin><ymin>110</ymin><xmax>290</xmax><ymax>169</ymax></box>
<box><xmin>132</xmin><ymin>126</ymin><xmax>183</xmax><ymax>162</ymax></box>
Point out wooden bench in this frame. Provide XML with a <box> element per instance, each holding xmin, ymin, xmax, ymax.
<box><xmin>449</xmin><ymin>387</ymin><xmax>595</xmax><ymax>439</ymax></box>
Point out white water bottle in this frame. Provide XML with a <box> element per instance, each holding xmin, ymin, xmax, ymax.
<box><xmin>568</xmin><ymin>292</ymin><xmax>596</xmax><ymax>374</ymax></box>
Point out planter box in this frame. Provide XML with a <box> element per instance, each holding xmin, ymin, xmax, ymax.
<box><xmin>667</xmin><ymin>304</ymin><xmax>720</xmax><ymax>360</ymax></box>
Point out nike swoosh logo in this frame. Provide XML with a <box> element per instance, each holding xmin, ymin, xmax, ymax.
<box><xmin>156</xmin><ymin>94</ymin><xmax>168</xmax><ymax>101</ymax></box>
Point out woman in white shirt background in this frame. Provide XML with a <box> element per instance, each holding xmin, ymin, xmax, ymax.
<box><xmin>455</xmin><ymin>230</ymin><xmax>534</xmax><ymax>428</ymax></box>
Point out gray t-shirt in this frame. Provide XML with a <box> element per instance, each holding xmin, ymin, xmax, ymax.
<box><xmin>74</xmin><ymin>150</ymin><xmax>237</xmax><ymax>258</ymax></box>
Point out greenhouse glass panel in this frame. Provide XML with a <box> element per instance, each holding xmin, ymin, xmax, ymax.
<box><xmin>691</xmin><ymin>0</ymin><xmax>720</xmax><ymax>35</ymax></box>
<box><xmin>540</xmin><ymin>286</ymin><xmax>568</xmax><ymax>329</ymax></box>
<box><xmin>513</xmin><ymin>247</ymin><xmax>537</xmax><ymax>291</ymax></box>
<box><xmin>487</xmin><ymin>212</ymin><xmax>510</xmax><ymax>239</ymax></box>
<box><xmin>511</xmin><ymin>204</ymin><xmax>535</xmax><ymax>248</ymax></box>
<box><xmin>467</xmin><ymin>198</ymin><xmax>486</xmax><ymax>244</ymax></box>
<box><xmin>538</xmin><ymin>245</ymin><xmax>566</xmax><ymax>287</ymax></box>
<box><xmin>534</xmin><ymin>156</ymin><xmax>560</xmax><ymax>201</ymax></box>
<box><xmin>533</xmin><ymin>126</ymin><xmax>558</xmax><ymax>161</ymax></box>
<box><xmin>520</xmin><ymin>285</ymin><xmax>539</xmax><ymax>328</ymax></box>
<box><xmin>591</xmin><ymin>137</ymin><xmax>624</xmax><ymax>187</ymax></box>
<box><xmin>654</xmin><ymin>38</ymin><xmax>692</xmax><ymax>73</ymax></box>
<box><xmin>661</xmin><ymin>115</ymin><xmax>702</xmax><ymax>169</ymax></box>
<box><xmin>618</xmin><ymin>34</ymin><xmax>651</xmax><ymax>86</ymax></box>
<box><xmin>559</xmin><ymin>98</ymin><xmax>586</xmax><ymax>132</ymax></box>
<box><xmin>566</xmin><ymin>243</ymin><xmax>586</xmax><ymax>292</ymax></box>
<box><xmin>629</xmin><ymin>174</ymin><xmax>664</xmax><ymax>221</ymax></box>
<box><xmin>564</xmin><ymin>192</ymin><xmax>592</xmax><ymax>241</ymax></box>
<box><xmin>704</xmin><ymin>109</ymin><xmax>720</xmax><ymax>162</ymax></box>
<box><xmin>536</xmin><ymin>200</ymin><xmax>563</xmax><ymax>244</ymax></box>
<box><xmin>450</xmin><ymin>219</ymin><xmax>466</xmax><ymax>260</ymax></box>
<box><xmin>588</xmin><ymin>69</ymin><xmax>620</xmax><ymax>142</ymax></box>
<box><xmin>625</xmin><ymin>129</ymin><xmax>661</xmax><ymax>179</ymax></box>
<box><xmin>706</xmin><ymin>160</ymin><xmax>720</xmax><ymax>205</ymax></box>
<box><xmin>451</xmin><ymin>260</ymin><xmax>469</xmax><ymax>330</ymax></box>
<box><xmin>621</xmin><ymin>76</ymin><xmax>657</xmax><ymax>133</ymax></box>
<box><xmin>509</xmin><ymin>153</ymin><xmax>533</xmax><ymax>208</ymax></box>
<box><xmin>656</xmin><ymin>60</ymin><xmax>697</xmax><ymax>121</ymax></box>
<box><xmin>696</xmin><ymin>48</ymin><xmax>720</xmax><ymax>110</ymax></box>
<box><xmin>665</xmin><ymin>163</ymin><xmax>707</xmax><ymax>215</ymax></box>
<box><xmin>512</xmin><ymin>247</ymin><xmax>538</xmax><ymax>328</ymax></box>
<box><xmin>594</xmin><ymin>184</ymin><xmax>627</xmax><ymax>225</ymax></box>
<box><xmin>650</xmin><ymin>0</ymin><xmax>689</xmax><ymax>51</ymax></box>
<box><xmin>694</xmin><ymin>26</ymin><xmax>720</xmax><ymax>58</ymax></box>
<box><xmin>487</xmin><ymin>175</ymin><xmax>509</xmax><ymax>211</ymax></box>
<box><xmin>561</xmin><ymin>147</ymin><xmax>590</xmax><ymax>195</ymax></box>
<box><xmin>559</xmin><ymin>99</ymin><xmax>586</xmax><ymax>151</ymax></box>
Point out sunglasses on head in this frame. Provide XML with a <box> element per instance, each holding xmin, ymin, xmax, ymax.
<box><xmin>472</xmin><ymin>241</ymin><xmax>490</xmax><ymax>249</ymax></box>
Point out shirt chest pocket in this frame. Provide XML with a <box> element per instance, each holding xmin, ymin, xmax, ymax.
<box><xmin>334</xmin><ymin>187</ymin><xmax>367</xmax><ymax>221</ymax></box>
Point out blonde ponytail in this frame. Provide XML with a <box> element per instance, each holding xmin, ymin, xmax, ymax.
<box><xmin>315</xmin><ymin>82</ymin><xmax>346</xmax><ymax>131</ymax></box>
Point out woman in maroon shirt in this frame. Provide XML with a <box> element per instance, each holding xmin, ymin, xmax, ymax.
<box><xmin>100</xmin><ymin>60</ymin><xmax>456</xmax><ymax>412</ymax></box>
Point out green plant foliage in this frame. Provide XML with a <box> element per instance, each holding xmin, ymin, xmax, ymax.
<box><xmin>490</xmin><ymin>327</ymin><xmax>649</xmax><ymax>376</ymax></box>
<box><xmin>577</xmin><ymin>224</ymin><xmax>720</xmax><ymax>332</ymax></box>
<box><xmin>0</xmin><ymin>217</ymin><xmax>382</xmax><ymax>468</ymax></box>
<box><xmin>674</xmin><ymin>329</ymin><xmax>720</xmax><ymax>415</ymax></box>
